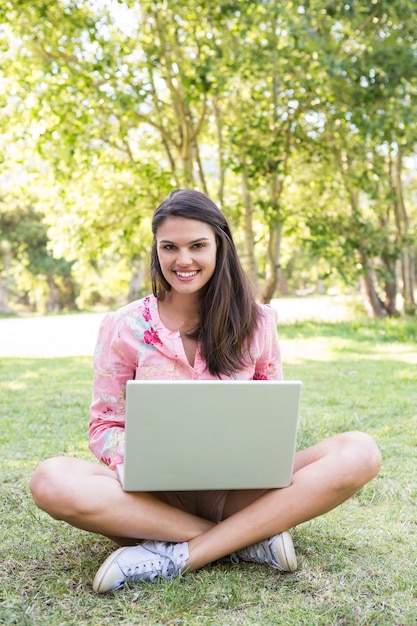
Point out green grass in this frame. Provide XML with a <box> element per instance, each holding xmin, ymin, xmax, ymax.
<box><xmin>1</xmin><ymin>319</ymin><xmax>417</xmax><ymax>625</ymax></box>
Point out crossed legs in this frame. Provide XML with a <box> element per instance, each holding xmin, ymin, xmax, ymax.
<box><xmin>30</xmin><ymin>431</ymin><xmax>381</xmax><ymax>573</ymax></box>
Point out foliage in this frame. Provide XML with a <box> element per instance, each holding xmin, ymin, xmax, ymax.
<box><xmin>0</xmin><ymin>195</ymin><xmax>77</xmax><ymax>311</ymax></box>
<box><xmin>0</xmin><ymin>0</ymin><xmax>416</xmax><ymax>314</ymax></box>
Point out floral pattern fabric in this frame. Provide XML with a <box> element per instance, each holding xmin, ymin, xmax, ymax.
<box><xmin>89</xmin><ymin>294</ymin><xmax>283</xmax><ymax>468</ymax></box>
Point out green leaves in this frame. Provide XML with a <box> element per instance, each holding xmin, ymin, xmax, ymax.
<box><xmin>1</xmin><ymin>0</ymin><xmax>416</xmax><ymax>314</ymax></box>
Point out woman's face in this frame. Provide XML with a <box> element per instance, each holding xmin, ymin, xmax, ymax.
<box><xmin>156</xmin><ymin>216</ymin><xmax>217</xmax><ymax>297</ymax></box>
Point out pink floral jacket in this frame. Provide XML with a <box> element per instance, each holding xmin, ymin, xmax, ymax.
<box><xmin>89</xmin><ymin>294</ymin><xmax>283</xmax><ymax>468</ymax></box>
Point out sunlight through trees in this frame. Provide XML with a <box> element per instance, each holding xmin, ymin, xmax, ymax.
<box><xmin>1</xmin><ymin>0</ymin><xmax>416</xmax><ymax>316</ymax></box>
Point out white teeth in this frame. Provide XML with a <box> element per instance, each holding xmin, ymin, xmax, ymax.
<box><xmin>176</xmin><ymin>271</ymin><xmax>197</xmax><ymax>278</ymax></box>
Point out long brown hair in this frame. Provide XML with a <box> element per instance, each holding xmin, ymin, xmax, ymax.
<box><xmin>150</xmin><ymin>189</ymin><xmax>260</xmax><ymax>377</ymax></box>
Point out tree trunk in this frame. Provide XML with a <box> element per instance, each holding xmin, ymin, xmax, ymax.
<box><xmin>212</xmin><ymin>93</ymin><xmax>225</xmax><ymax>206</ymax></box>
<box><xmin>382</xmin><ymin>256</ymin><xmax>397</xmax><ymax>316</ymax></box>
<box><xmin>260</xmin><ymin>220</ymin><xmax>283</xmax><ymax>304</ymax></box>
<box><xmin>46</xmin><ymin>275</ymin><xmax>60</xmax><ymax>312</ymax></box>
<box><xmin>392</xmin><ymin>150</ymin><xmax>415</xmax><ymax>313</ymax></box>
<box><xmin>147</xmin><ymin>8</ymin><xmax>208</xmax><ymax>189</ymax></box>
<box><xmin>362</xmin><ymin>266</ymin><xmax>386</xmax><ymax>318</ymax></box>
<box><xmin>240</xmin><ymin>162</ymin><xmax>258</xmax><ymax>291</ymax></box>
<box><xmin>147</xmin><ymin>68</ymin><xmax>181</xmax><ymax>187</ymax></box>
<box><xmin>0</xmin><ymin>245</ymin><xmax>12</xmax><ymax>313</ymax></box>
<box><xmin>0</xmin><ymin>278</ymin><xmax>12</xmax><ymax>313</ymax></box>
<box><xmin>383</xmin><ymin>278</ymin><xmax>397</xmax><ymax>317</ymax></box>
<box><xmin>61</xmin><ymin>273</ymin><xmax>78</xmax><ymax>310</ymax></box>
<box><xmin>193</xmin><ymin>137</ymin><xmax>208</xmax><ymax>194</ymax></box>
<box><xmin>260</xmin><ymin>166</ymin><xmax>285</xmax><ymax>304</ymax></box>
<box><xmin>260</xmin><ymin>24</ymin><xmax>287</xmax><ymax>305</ymax></box>
<box><xmin>409</xmin><ymin>249</ymin><xmax>416</xmax><ymax>307</ymax></box>
<box><xmin>400</xmin><ymin>250</ymin><xmax>416</xmax><ymax>313</ymax></box>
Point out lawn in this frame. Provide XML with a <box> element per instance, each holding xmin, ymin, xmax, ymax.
<box><xmin>1</xmin><ymin>318</ymin><xmax>416</xmax><ymax>625</ymax></box>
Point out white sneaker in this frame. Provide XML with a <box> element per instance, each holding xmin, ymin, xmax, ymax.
<box><xmin>235</xmin><ymin>531</ymin><xmax>297</xmax><ymax>572</ymax></box>
<box><xmin>92</xmin><ymin>540</ymin><xmax>189</xmax><ymax>593</ymax></box>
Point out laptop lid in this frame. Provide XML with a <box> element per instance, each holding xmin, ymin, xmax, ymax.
<box><xmin>119</xmin><ymin>379</ymin><xmax>302</xmax><ymax>491</ymax></box>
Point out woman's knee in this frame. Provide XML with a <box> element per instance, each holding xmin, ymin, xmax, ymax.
<box><xmin>30</xmin><ymin>456</ymin><xmax>76</xmax><ymax>519</ymax></box>
<box><xmin>334</xmin><ymin>431</ymin><xmax>381</xmax><ymax>488</ymax></box>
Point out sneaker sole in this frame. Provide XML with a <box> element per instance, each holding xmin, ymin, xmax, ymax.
<box><xmin>272</xmin><ymin>531</ymin><xmax>297</xmax><ymax>572</ymax></box>
<box><xmin>93</xmin><ymin>546</ymin><xmax>131</xmax><ymax>593</ymax></box>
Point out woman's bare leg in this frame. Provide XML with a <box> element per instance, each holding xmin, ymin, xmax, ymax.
<box><xmin>185</xmin><ymin>431</ymin><xmax>381</xmax><ymax>570</ymax></box>
<box><xmin>30</xmin><ymin>431</ymin><xmax>381</xmax><ymax>573</ymax></box>
<box><xmin>30</xmin><ymin>457</ymin><xmax>214</xmax><ymax>543</ymax></box>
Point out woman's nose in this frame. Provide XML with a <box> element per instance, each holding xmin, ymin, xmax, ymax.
<box><xmin>177</xmin><ymin>248</ymin><xmax>193</xmax><ymax>266</ymax></box>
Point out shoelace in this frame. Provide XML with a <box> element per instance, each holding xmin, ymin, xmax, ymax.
<box><xmin>238</xmin><ymin>540</ymin><xmax>272</xmax><ymax>565</ymax></box>
<box><xmin>122</xmin><ymin>548</ymin><xmax>179</xmax><ymax>583</ymax></box>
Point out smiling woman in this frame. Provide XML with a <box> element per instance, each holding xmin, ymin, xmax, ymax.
<box><xmin>29</xmin><ymin>189</ymin><xmax>381</xmax><ymax>595</ymax></box>
<box><xmin>149</xmin><ymin>190</ymin><xmax>261</xmax><ymax>377</ymax></box>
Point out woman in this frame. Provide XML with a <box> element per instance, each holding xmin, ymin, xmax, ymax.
<box><xmin>30</xmin><ymin>189</ymin><xmax>381</xmax><ymax>593</ymax></box>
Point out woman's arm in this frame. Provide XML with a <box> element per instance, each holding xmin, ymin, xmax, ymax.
<box><xmin>89</xmin><ymin>312</ymin><xmax>137</xmax><ymax>469</ymax></box>
<box><xmin>252</xmin><ymin>305</ymin><xmax>283</xmax><ymax>381</ymax></box>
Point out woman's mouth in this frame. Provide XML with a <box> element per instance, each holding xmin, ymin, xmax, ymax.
<box><xmin>174</xmin><ymin>270</ymin><xmax>199</xmax><ymax>279</ymax></box>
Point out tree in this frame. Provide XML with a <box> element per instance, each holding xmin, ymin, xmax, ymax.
<box><xmin>293</xmin><ymin>0</ymin><xmax>417</xmax><ymax>316</ymax></box>
<box><xmin>1</xmin><ymin>0</ymin><xmax>416</xmax><ymax>314</ymax></box>
<box><xmin>1</xmin><ymin>0</ymin><xmax>219</xmax><ymax>299</ymax></box>
<box><xmin>0</xmin><ymin>196</ymin><xmax>77</xmax><ymax>311</ymax></box>
<box><xmin>207</xmin><ymin>4</ymin><xmax>318</xmax><ymax>299</ymax></box>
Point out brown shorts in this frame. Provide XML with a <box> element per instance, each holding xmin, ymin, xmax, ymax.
<box><xmin>155</xmin><ymin>490</ymin><xmax>229</xmax><ymax>523</ymax></box>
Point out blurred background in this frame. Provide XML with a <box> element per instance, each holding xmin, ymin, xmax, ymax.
<box><xmin>1</xmin><ymin>0</ymin><xmax>416</xmax><ymax>319</ymax></box>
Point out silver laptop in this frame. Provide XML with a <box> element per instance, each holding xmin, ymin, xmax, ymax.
<box><xmin>118</xmin><ymin>379</ymin><xmax>302</xmax><ymax>491</ymax></box>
